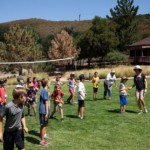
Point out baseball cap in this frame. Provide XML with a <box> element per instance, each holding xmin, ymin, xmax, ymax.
<box><xmin>17</xmin><ymin>75</ymin><xmax>24</xmax><ymax>81</ymax></box>
<box><xmin>133</xmin><ymin>65</ymin><xmax>142</xmax><ymax>71</ymax></box>
<box><xmin>0</xmin><ymin>79</ymin><xmax>7</xmax><ymax>85</ymax></box>
<box><xmin>79</xmin><ymin>74</ymin><xmax>85</xmax><ymax>80</ymax></box>
<box><xmin>121</xmin><ymin>76</ymin><xmax>128</xmax><ymax>80</ymax></box>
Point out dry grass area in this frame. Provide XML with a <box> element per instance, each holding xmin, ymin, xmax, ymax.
<box><xmin>65</xmin><ymin>65</ymin><xmax>150</xmax><ymax>79</ymax></box>
<box><xmin>5</xmin><ymin>65</ymin><xmax>150</xmax><ymax>85</ymax></box>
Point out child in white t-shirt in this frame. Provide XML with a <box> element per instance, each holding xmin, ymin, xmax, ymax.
<box><xmin>78</xmin><ymin>74</ymin><xmax>86</xmax><ymax>119</ymax></box>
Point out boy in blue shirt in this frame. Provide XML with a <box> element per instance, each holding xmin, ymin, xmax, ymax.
<box><xmin>39</xmin><ymin>78</ymin><xmax>50</xmax><ymax>146</ymax></box>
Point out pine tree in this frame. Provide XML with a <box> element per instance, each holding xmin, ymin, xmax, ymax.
<box><xmin>107</xmin><ymin>0</ymin><xmax>139</xmax><ymax>51</ymax></box>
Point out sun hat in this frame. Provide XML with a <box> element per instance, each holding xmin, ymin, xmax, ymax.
<box><xmin>111</xmin><ymin>70</ymin><xmax>115</xmax><ymax>73</ymax></box>
<box><xmin>79</xmin><ymin>74</ymin><xmax>85</xmax><ymax>80</ymax></box>
<box><xmin>133</xmin><ymin>65</ymin><xmax>142</xmax><ymax>71</ymax></box>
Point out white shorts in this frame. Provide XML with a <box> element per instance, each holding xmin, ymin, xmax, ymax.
<box><xmin>136</xmin><ymin>90</ymin><xmax>145</xmax><ymax>100</ymax></box>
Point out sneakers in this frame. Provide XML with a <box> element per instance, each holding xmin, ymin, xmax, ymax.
<box><xmin>49</xmin><ymin>116</ymin><xmax>55</xmax><ymax>119</ymax></box>
<box><xmin>138</xmin><ymin>110</ymin><xmax>143</xmax><ymax>115</ymax></box>
<box><xmin>44</xmin><ymin>134</ymin><xmax>50</xmax><ymax>140</ymax></box>
<box><xmin>78</xmin><ymin>115</ymin><xmax>81</xmax><ymax>118</ymax></box>
<box><xmin>39</xmin><ymin>140</ymin><xmax>48</xmax><ymax>146</ymax></box>
<box><xmin>144</xmin><ymin>108</ymin><xmax>148</xmax><ymax>113</ymax></box>
<box><xmin>80</xmin><ymin>116</ymin><xmax>84</xmax><ymax>120</ymax></box>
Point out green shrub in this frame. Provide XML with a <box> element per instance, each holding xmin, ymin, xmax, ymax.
<box><xmin>105</xmin><ymin>51</ymin><xmax>128</xmax><ymax>63</ymax></box>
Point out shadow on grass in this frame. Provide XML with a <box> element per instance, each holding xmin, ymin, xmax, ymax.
<box><xmin>125</xmin><ymin>110</ymin><xmax>137</xmax><ymax>113</ymax></box>
<box><xmin>25</xmin><ymin>136</ymin><xmax>39</xmax><ymax>144</ymax></box>
<box><xmin>29</xmin><ymin>130</ymin><xmax>40</xmax><ymax>137</ymax></box>
<box><xmin>65</xmin><ymin>115</ymin><xmax>78</xmax><ymax>119</ymax></box>
<box><xmin>107</xmin><ymin>109</ymin><xmax>137</xmax><ymax>114</ymax></box>
<box><xmin>86</xmin><ymin>98</ymin><xmax>105</xmax><ymax>101</ymax></box>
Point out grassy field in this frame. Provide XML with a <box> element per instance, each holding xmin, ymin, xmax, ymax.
<box><xmin>0</xmin><ymin>79</ymin><xmax>150</xmax><ymax>150</ymax></box>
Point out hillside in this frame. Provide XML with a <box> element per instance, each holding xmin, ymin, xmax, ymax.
<box><xmin>0</xmin><ymin>19</ymin><xmax>92</xmax><ymax>38</ymax></box>
<box><xmin>0</xmin><ymin>14</ymin><xmax>150</xmax><ymax>39</ymax></box>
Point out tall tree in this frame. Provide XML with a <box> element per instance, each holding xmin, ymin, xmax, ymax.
<box><xmin>107</xmin><ymin>0</ymin><xmax>139</xmax><ymax>51</ymax></box>
<box><xmin>78</xmin><ymin>16</ymin><xmax>118</xmax><ymax>68</ymax></box>
<box><xmin>48</xmin><ymin>30</ymin><xmax>80</xmax><ymax>65</ymax></box>
<box><xmin>0</xmin><ymin>25</ymin><xmax>42</xmax><ymax>73</ymax></box>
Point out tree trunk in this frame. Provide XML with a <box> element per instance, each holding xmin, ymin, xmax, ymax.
<box><xmin>19</xmin><ymin>66</ymin><xmax>23</xmax><ymax>75</ymax></box>
<box><xmin>87</xmin><ymin>58</ymin><xmax>91</xmax><ymax>68</ymax></box>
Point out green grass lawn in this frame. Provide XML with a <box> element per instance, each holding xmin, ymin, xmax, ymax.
<box><xmin>1</xmin><ymin>79</ymin><xmax>150</xmax><ymax>150</ymax></box>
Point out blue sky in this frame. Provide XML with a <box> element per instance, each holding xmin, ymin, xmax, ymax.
<box><xmin>0</xmin><ymin>0</ymin><xmax>149</xmax><ymax>23</ymax></box>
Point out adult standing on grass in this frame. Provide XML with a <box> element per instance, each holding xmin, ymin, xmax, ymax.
<box><xmin>130</xmin><ymin>65</ymin><xmax>148</xmax><ymax>114</ymax></box>
<box><xmin>104</xmin><ymin>70</ymin><xmax>118</xmax><ymax>100</ymax></box>
<box><xmin>92</xmin><ymin>72</ymin><xmax>100</xmax><ymax>100</ymax></box>
<box><xmin>0</xmin><ymin>87</ymin><xmax>28</xmax><ymax>150</ymax></box>
<box><xmin>78</xmin><ymin>74</ymin><xmax>86</xmax><ymax>119</ymax></box>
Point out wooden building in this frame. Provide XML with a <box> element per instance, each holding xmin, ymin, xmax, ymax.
<box><xmin>129</xmin><ymin>37</ymin><xmax>150</xmax><ymax>64</ymax></box>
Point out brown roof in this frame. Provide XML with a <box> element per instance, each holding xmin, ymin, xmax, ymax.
<box><xmin>130</xmin><ymin>36</ymin><xmax>150</xmax><ymax>47</ymax></box>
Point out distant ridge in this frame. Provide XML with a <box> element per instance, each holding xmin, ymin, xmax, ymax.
<box><xmin>0</xmin><ymin>14</ymin><xmax>150</xmax><ymax>39</ymax></box>
<box><xmin>0</xmin><ymin>18</ymin><xmax>92</xmax><ymax>38</ymax></box>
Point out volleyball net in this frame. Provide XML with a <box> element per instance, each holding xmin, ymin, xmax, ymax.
<box><xmin>0</xmin><ymin>57</ymin><xmax>74</xmax><ymax>65</ymax></box>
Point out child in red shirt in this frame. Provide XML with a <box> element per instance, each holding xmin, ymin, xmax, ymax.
<box><xmin>0</xmin><ymin>79</ymin><xmax>7</xmax><ymax>142</ymax></box>
<box><xmin>50</xmin><ymin>85</ymin><xmax>64</xmax><ymax>121</ymax></box>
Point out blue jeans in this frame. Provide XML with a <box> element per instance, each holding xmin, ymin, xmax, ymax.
<box><xmin>104</xmin><ymin>82</ymin><xmax>112</xmax><ymax>98</ymax></box>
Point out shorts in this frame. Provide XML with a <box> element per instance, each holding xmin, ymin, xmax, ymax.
<box><xmin>136</xmin><ymin>90</ymin><xmax>144</xmax><ymax>100</ymax></box>
<box><xmin>93</xmin><ymin>88</ymin><xmax>98</xmax><ymax>93</ymax></box>
<box><xmin>26</xmin><ymin>101</ymin><xmax>36</xmax><ymax>108</ymax></box>
<box><xmin>0</xmin><ymin>104</ymin><xmax>6</xmax><ymax>117</ymax></box>
<box><xmin>54</xmin><ymin>103</ymin><xmax>63</xmax><ymax>111</ymax></box>
<box><xmin>3</xmin><ymin>129</ymin><xmax>24</xmax><ymax>150</ymax></box>
<box><xmin>69</xmin><ymin>89</ymin><xmax>74</xmax><ymax>95</ymax></box>
<box><xmin>78</xmin><ymin>100</ymin><xmax>85</xmax><ymax>107</ymax></box>
<box><xmin>39</xmin><ymin>114</ymin><xmax>48</xmax><ymax>126</ymax></box>
<box><xmin>120</xmin><ymin>95</ymin><xmax>127</xmax><ymax>105</ymax></box>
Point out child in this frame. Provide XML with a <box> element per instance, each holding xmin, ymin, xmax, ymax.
<box><xmin>32</xmin><ymin>77</ymin><xmax>39</xmax><ymax>102</ymax></box>
<box><xmin>78</xmin><ymin>74</ymin><xmax>86</xmax><ymax>119</ymax></box>
<box><xmin>50</xmin><ymin>85</ymin><xmax>64</xmax><ymax>121</ymax></box>
<box><xmin>67</xmin><ymin>74</ymin><xmax>77</xmax><ymax>104</ymax></box>
<box><xmin>92</xmin><ymin>72</ymin><xmax>100</xmax><ymax>100</ymax></box>
<box><xmin>0</xmin><ymin>87</ymin><xmax>28</xmax><ymax>150</ymax></box>
<box><xmin>26</xmin><ymin>84</ymin><xmax>37</xmax><ymax>118</ymax></box>
<box><xmin>39</xmin><ymin>78</ymin><xmax>50</xmax><ymax>146</ymax></box>
<box><xmin>119</xmin><ymin>76</ymin><xmax>129</xmax><ymax>113</ymax></box>
<box><xmin>54</xmin><ymin>76</ymin><xmax>65</xmax><ymax>87</ymax></box>
<box><xmin>26</xmin><ymin>77</ymin><xmax>32</xmax><ymax>91</ymax></box>
<box><xmin>0</xmin><ymin>79</ymin><xmax>7</xmax><ymax>142</ymax></box>
<box><xmin>17</xmin><ymin>75</ymin><xmax>24</xmax><ymax>88</ymax></box>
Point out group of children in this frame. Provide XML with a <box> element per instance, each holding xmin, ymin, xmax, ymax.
<box><xmin>0</xmin><ymin>65</ymin><xmax>148</xmax><ymax>149</ymax></box>
<box><xmin>0</xmin><ymin>73</ymin><xmax>86</xmax><ymax>148</ymax></box>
